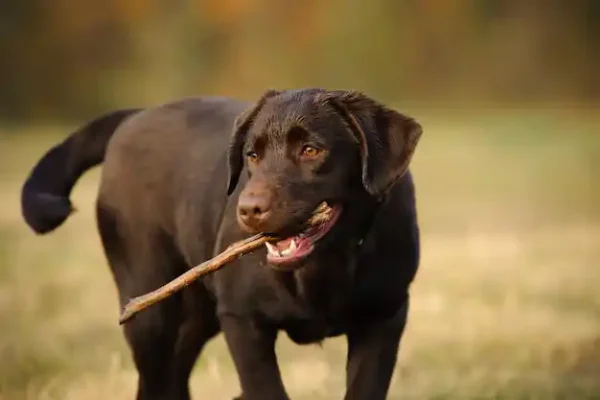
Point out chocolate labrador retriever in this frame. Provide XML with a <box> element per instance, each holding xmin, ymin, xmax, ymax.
<box><xmin>21</xmin><ymin>88</ymin><xmax>422</xmax><ymax>400</ymax></box>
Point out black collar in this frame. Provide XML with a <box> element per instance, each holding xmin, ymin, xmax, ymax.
<box><xmin>355</xmin><ymin>195</ymin><xmax>386</xmax><ymax>248</ymax></box>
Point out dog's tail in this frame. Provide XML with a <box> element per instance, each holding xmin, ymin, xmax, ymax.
<box><xmin>21</xmin><ymin>108</ymin><xmax>141</xmax><ymax>234</ymax></box>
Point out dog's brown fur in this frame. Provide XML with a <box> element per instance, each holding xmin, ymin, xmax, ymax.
<box><xmin>21</xmin><ymin>89</ymin><xmax>422</xmax><ymax>400</ymax></box>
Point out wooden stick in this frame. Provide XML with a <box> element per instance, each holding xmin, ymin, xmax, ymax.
<box><xmin>118</xmin><ymin>233</ymin><xmax>273</xmax><ymax>324</ymax></box>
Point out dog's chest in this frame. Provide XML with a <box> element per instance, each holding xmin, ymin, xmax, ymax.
<box><xmin>271</xmin><ymin>263</ymin><xmax>359</xmax><ymax>344</ymax></box>
<box><xmin>282</xmin><ymin>316</ymin><xmax>345</xmax><ymax>344</ymax></box>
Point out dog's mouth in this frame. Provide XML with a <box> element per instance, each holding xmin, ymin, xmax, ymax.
<box><xmin>265</xmin><ymin>201</ymin><xmax>342</xmax><ymax>268</ymax></box>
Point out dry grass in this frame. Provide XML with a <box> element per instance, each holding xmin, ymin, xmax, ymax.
<box><xmin>0</xmin><ymin>110</ymin><xmax>599</xmax><ymax>399</ymax></box>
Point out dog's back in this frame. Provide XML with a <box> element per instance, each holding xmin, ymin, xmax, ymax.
<box><xmin>98</xmin><ymin>96</ymin><xmax>249</xmax><ymax>263</ymax></box>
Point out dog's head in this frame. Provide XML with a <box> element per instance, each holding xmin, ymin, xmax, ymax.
<box><xmin>226</xmin><ymin>89</ymin><xmax>422</xmax><ymax>270</ymax></box>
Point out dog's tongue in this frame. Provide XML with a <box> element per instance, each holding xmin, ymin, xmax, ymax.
<box><xmin>274</xmin><ymin>237</ymin><xmax>295</xmax><ymax>251</ymax></box>
<box><xmin>267</xmin><ymin>202</ymin><xmax>336</xmax><ymax>257</ymax></box>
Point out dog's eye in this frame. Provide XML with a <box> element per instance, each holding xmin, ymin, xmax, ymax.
<box><xmin>300</xmin><ymin>145</ymin><xmax>321</xmax><ymax>158</ymax></box>
<box><xmin>246</xmin><ymin>151</ymin><xmax>259</xmax><ymax>163</ymax></box>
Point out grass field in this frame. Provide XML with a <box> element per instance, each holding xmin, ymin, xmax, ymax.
<box><xmin>1</xmin><ymin>109</ymin><xmax>599</xmax><ymax>399</ymax></box>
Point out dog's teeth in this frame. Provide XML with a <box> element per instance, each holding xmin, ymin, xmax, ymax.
<box><xmin>280</xmin><ymin>239</ymin><xmax>298</xmax><ymax>257</ymax></box>
<box><xmin>265</xmin><ymin>242</ymin><xmax>280</xmax><ymax>257</ymax></box>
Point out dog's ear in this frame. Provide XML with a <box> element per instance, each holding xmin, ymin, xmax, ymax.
<box><xmin>321</xmin><ymin>90</ymin><xmax>422</xmax><ymax>197</ymax></box>
<box><xmin>226</xmin><ymin>89</ymin><xmax>280</xmax><ymax>195</ymax></box>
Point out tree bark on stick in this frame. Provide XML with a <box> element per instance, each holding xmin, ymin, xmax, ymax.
<box><xmin>118</xmin><ymin>233</ymin><xmax>273</xmax><ymax>324</ymax></box>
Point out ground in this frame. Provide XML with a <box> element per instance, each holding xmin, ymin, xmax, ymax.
<box><xmin>1</xmin><ymin>108</ymin><xmax>599</xmax><ymax>399</ymax></box>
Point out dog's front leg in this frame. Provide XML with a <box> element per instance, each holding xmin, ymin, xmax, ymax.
<box><xmin>220</xmin><ymin>314</ymin><xmax>289</xmax><ymax>400</ymax></box>
<box><xmin>344</xmin><ymin>301</ymin><xmax>409</xmax><ymax>400</ymax></box>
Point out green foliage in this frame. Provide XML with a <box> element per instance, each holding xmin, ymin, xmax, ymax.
<box><xmin>0</xmin><ymin>0</ymin><xmax>598</xmax><ymax>123</ymax></box>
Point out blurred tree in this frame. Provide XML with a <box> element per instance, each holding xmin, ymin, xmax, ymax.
<box><xmin>0</xmin><ymin>0</ymin><xmax>598</xmax><ymax>124</ymax></box>
<box><xmin>0</xmin><ymin>0</ymin><xmax>135</xmax><ymax>121</ymax></box>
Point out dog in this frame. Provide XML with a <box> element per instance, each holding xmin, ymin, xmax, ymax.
<box><xmin>21</xmin><ymin>88</ymin><xmax>422</xmax><ymax>400</ymax></box>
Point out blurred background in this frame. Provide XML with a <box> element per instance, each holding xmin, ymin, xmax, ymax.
<box><xmin>0</xmin><ymin>1</ymin><xmax>599</xmax><ymax>399</ymax></box>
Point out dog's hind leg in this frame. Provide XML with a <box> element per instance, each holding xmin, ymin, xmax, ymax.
<box><xmin>96</xmin><ymin>203</ymin><xmax>220</xmax><ymax>400</ymax></box>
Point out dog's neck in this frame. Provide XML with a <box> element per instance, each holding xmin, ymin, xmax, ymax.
<box><xmin>353</xmin><ymin>194</ymin><xmax>385</xmax><ymax>248</ymax></box>
<box><xmin>281</xmin><ymin>194</ymin><xmax>385</xmax><ymax>321</ymax></box>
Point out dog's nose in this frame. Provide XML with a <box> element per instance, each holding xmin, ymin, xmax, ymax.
<box><xmin>237</xmin><ymin>191</ymin><xmax>273</xmax><ymax>231</ymax></box>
